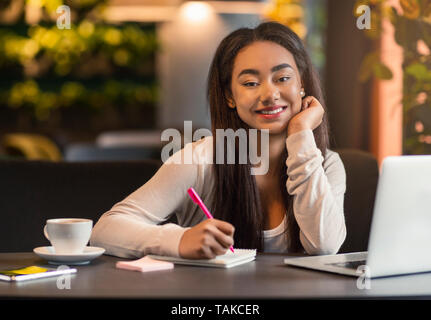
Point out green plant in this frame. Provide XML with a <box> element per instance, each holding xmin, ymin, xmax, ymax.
<box><xmin>356</xmin><ymin>0</ymin><xmax>431</xmax><ymax>155</ymax></box>
<box><xmin>0</xmin><ymin>0</ymin><xmax>158</xmax><ymax>132</ymax></box>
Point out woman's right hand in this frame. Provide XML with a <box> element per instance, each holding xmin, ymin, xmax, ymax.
<box><xmin>178</xmin><ymin>219</ymin><xmax>235</xmax><ymax>259</ymax></box>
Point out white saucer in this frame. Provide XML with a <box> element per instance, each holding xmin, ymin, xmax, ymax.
<box><xmin>33</xmin><ymin>246</ymin><xmax>105</xmax><ymax>265</ymax></box>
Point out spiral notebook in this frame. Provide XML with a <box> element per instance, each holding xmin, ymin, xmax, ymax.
<box><xmin>148</xmin><ymin>249</ymin><xmax>256</xmax><ymax>269</ymax></box>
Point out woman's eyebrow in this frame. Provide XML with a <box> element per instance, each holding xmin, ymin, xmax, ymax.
<box><xmin>271</xmin><ymin>63</ymin><xmax>293</xmax><ymax>72</ymax></box>
<box><xmin>237</xmin><ymin>63</ymin><xmax>293</xmax><ymax>78</ymax></box>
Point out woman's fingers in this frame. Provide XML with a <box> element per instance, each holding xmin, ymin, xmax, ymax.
<box><xmin>179</xmin><ymin>219</ymin><xmax>235</xmax><ymax>259</ymax></box>
<box><xmin>200</xmin><ymin>237</ymin><xmax>226</xmax><ymax>258</ymax></box>
<box><xmin>288</xmin><ymin>96</ymin><xmax>325</xmax><ymax>135</ymax></box>
<box><xmin>204</xmin><ymin>221</ymin><xmax>234</xmax><ymax>249</ymax></box>
<box><xmin>211</xmin><ymin>219</ymin><xmax>235</xmax><ymax>237</ymax></box>
<box><xmin>302</xmin><ymin>96</ymin><xmax>314</xmax><ymax>110</ymax></box>
<box><xmin>301</xmin><ymin>96</ymin><xmax>309</xmax><ymax>110</ymax></box>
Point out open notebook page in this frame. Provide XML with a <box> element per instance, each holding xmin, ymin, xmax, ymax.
<box><xmin>147</xmin><ymin>249</ymin><xmax>257</xmax><ymax>269</ymax></box>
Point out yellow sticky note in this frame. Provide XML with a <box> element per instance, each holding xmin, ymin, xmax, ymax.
<box><xmin>0</xmin><ymin>266</ymin><xmax>48</xmax><ymax>275</ymax></box>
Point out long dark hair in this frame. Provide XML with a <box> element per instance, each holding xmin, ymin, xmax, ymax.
<box><xmin>207</xmin><ymin>21</ymin><xmax>330</xmax><ymax>252</ymax></box>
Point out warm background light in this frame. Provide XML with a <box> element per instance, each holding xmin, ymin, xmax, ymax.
<box><xmin>179</xmin><ymin>1</ymin><xmax>213</xmax><ymax>23</ymax></box>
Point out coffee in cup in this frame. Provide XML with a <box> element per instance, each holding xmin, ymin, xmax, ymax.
<box><xmin>44</xmin><ymin>218</ymin><xmax>93</xmax><ymax>254</ymax></box>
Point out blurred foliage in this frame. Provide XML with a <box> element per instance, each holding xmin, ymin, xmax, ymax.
<box><xmin>0</xmin><ymin>0</ymin><xmax>158</xmax><ymax>134</ymax></box>
<box><xmin>303</xmin><ymin>0</ymin><xmax>327</xmax><ymax>76</ymax></box>
<box><xmin>263</xmin><ymin>0</ymin><xmax>326</xmax><ymax>83</ymax></box>
<box><xmin>263</xmin><ymin>0</ymin><xmax>307</xmax><ymax>38</ymax></box>
<box><xmin>356</xmin><ymin>0</ymin><xmax>431</xmax><ymax>155</ymax></box>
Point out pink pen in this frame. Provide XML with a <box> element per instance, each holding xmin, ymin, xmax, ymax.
<box><xmin>187</xmin><ymin>187</ymin><xmax>235</xmax><ymax>253</ymax></box>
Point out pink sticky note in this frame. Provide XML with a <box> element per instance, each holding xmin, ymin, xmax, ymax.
<box><xmin>116</xmin><ymin>256</ymin><xmax>174</xmax><ymax>272</ymax></box>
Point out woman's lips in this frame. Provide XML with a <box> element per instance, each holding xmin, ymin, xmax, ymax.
<box><xmin>255</xmin><ymin>106</ymin><xmax>287</xmax><ymax>119</ymax></box>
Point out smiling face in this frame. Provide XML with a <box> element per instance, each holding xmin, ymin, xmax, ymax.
<box><xmin>228</xmin><ymin>41</ymin><xmax>304</xmax><ymax>135</ymax></box>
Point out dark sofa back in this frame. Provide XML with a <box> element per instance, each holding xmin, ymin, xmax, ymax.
<box><xmin>0</xmin><ymin>160</ymin><xmax>161</xmax><ymax>252</ymax></box>
<box><xmin>0</xmin><ymin>149</ymin><xmax>379</xmax><ymax>254</ymax></box>
<box><xmin>336</xmin><ymin>149</ymin><xmax>379</xmax><ymax>253</ymax></box>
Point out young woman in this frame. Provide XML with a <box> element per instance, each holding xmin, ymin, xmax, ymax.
<box><xmin>90</xmin><ymin>21</ymin><xmax>346</xmax><ymax>259</ymax></box>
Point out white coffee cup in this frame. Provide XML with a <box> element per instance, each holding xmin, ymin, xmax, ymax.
<box><xmin>44</xmin><ymin>218</ymin><xmax>93</xmax><ymax>254</ymax></box>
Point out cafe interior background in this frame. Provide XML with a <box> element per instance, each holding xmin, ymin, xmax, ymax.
<box><xmin>0</xmin><ymin>0</ymin><xmax>430</xmax><ymax>165</ymax></box>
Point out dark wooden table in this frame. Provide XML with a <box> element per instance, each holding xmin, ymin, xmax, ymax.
<box><xmin>1</xmin><ymin>252</ymin><xmax>431</xmax><ymax>300</ymax></box>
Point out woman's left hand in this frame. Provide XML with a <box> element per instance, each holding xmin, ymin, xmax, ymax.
<box><xmin>287</xmin><ymin>96</ymin><xmax>324</xmax><ymax>136</ymax></box>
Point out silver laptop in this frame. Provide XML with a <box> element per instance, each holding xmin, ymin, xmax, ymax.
<box><xmin>284</xmin><ymin>155</ymin><xmax>431</xmax><ymax>278</ymax></box>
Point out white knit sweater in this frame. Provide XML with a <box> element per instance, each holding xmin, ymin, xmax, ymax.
<box><xmin>90</xmin><ymin>129</ymin><xmax>347</xmax><ymax>258</ymax></box>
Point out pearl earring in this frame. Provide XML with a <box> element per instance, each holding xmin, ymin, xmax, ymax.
<box><xmin>300</xmin><ymin>90</ymin><xmax>305</xmax><ymax>96</ymax></box>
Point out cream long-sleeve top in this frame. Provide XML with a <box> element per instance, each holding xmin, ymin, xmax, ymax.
<box><xmin>90</xmin><ymin>129</ymin><xmax>347</xmax><ymax>258</ymax></box>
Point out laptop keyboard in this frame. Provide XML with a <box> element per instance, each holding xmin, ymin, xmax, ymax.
<box><xmin>327</xmin><ymin>260</ymin><xmax>367</xmax><ymax>270</ymax></box>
